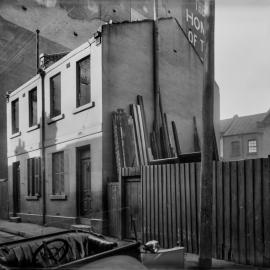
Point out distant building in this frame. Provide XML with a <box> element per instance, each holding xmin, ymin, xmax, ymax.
<box><xmin>7</xmin><ymin>18</ymin><xmax>219</xmax><ymax>231</ymax></box>
<box><xmin>220</xmin><ymin>111</ymin><xmax>270</xmax><ymax>161</ymax></box>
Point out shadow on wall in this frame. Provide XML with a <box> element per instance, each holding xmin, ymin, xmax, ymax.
<box><xmin>7</xmin><ymin>113</ymin><xmax>58</xmax><ymax>221</ymax></box>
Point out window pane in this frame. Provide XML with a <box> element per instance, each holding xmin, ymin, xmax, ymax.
<box><xmin>50</xmin><ymin>74</ymin><xmax>61</xmax><ymax>117</ymax></box>
<box><xmin>248</xmin><ymin>140</ymin><xmax>257</xmax><ymax>153</ymax></box>
<box><xmin>231</xmin><ymin>141</ymin><xmax>240</xmax><ymax>157</ymax></box>
<box><xmin>77</xmin><ymin>56</ymin><xmax>90</xmax><ymax>107</ymax></box>
<box><xmin>27</xmin><ymin>158</ymin><xmax>38</xmax><ymax>196</ymax></box>
<box><xmin>52</xmin><ymin>152</ymin><xmax>64</xmax><ymax>195</ymax></box>
<box><xmin>12</xmin><ymin>99</ymin><xmax>19</xmax><ymax>134</ymax></box>
<box><xmin>29</xmin><ymin>88</ymin><xmax>37</xmax><ymax>127</ymax></box>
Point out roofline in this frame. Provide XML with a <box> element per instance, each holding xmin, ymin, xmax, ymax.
<box><xmin>222</xmin><ymin>131</ymin><xmax>263</xmax><ymax>137</ymax></box>
<box><xmin>9</xmin><ymin>37</ymin><xmax>96</xmax><ymax>96</ymax></box>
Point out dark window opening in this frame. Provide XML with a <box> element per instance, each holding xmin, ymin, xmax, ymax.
<box><xmin>52</xmin><ymin>151</ymin><xmax>65</xmax><ymax>195</ymax></box>
<box><xmin>27</xmin><ymin>158</ymin><xmax>41</xmax><ymax>196</ymax></box>
<box><xmin>29</xmin><ymin>88</ymin><xmax>37</xmax><ymax>127</ymax></box>
<box><xmin>231</xmin><ymin>141</ymin><xmax>240</xmax><ymax>157</ymax></box>
<box><xmin>11</xmin><ymin>99</ymin><xmax>19</xmax><ymax>134</ymax></box>
<box><xmin>77</xmin><ymin>56</ymin><xmax>90</xmax><ymax>107</ymax></box>
<box><xmin>50</xmin><ymin>73</ymin><xmax>61</xmax><ymax>118</ymax></box>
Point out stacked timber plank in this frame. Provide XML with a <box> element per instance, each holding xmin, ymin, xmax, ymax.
<box><xmin>112</xmin><ymin>96</ymin><xmax>153</xmax><ymax>175</ymax></box>
<box><xmin>112</xmin><ymin>96</ymin><xmax>219</xmax><ymax>174</ymax></box>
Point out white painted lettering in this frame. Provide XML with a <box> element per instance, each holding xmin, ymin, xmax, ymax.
<box><xmin>194</xmin><ymin>17</ymin><xmax>200</xmax><ymax>31</ymax></box>
<box><xmin>186</xmin><ymin>9</ymin><xmax>194</xmax><ymax>25</ymax></box>
<box><xmin>200</xmin><ymin>39</ymin><xmax>205</xmax><ymax>52</ymax></box>
<box><xmin>193</xmin><ymin>34</ymin><xmax>198</xmax><ymax>46</ymax></box>
<box><xmin>188</xmin><ymin>31</ymin><xmax>193</xmax><ymax>43</ymax></box>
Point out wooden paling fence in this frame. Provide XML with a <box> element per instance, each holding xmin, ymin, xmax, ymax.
<box><xmin>141</xmin><ymin>159</ymin><xmax>270</xmax><ymax>267</ymax></box>
<box><xmin>107</xmin><ymin>158</ymin><xmax>270</xmax><ymax>267</ymax></box>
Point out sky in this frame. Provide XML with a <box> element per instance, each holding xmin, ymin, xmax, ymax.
<box><xmin>215</xmin><ymin>0</ymin><xmax>270</xmax><ymax>119</ymax></box>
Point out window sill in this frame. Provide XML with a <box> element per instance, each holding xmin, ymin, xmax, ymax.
<box><xmin>248</xmin><ymin>152</ymin><xmax>257</xmax><ymax>155</ymax></box>
<box><xmin>25</xmin><ymin>195</ymin><xmax>40</xmax><ymax>201</ymax></box>
<box><xmin>73</xmin><ymin>101</ymin><xmax>95</xmax><ymax>114</ymax></box>
<box><xmin>47</xmin><ymin>114</ymin><xmax>65</xmax><ymax>125</ymax></box>
<box><xmin>49</xmin><ymin>194</ymin><xmax>67</xmax><ymax>200</ymax></box>
<box><xmin>27</xmin><ymin>124</ymin><xmax>40</xmax><ymax>133</ymax></box>
<box><xmin>10</xmin><ymin>131</ymin><xmax>21</xmax><ymax>139</ymax></box>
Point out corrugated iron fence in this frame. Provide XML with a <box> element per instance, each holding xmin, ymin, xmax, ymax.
<box><xmin>107</xmin><ymin>158</ymin><xmax>270</xmax><ymax>267</ymax></box>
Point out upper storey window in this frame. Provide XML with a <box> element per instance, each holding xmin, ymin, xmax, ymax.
<box><xmin>50</xmin><ymin>73</ymin><xmax>61</xmax><ymax>118</ymax></box>
<box><xmin>11</xmin><ymin>99</ymin><xmax>19</xmax><ymax>134</ymax></box>
<box><xmin>231</xmin><ymin>141</ymin><xmax>240</xmax><ymax>157</ymax></box>
<box><xmin>29</xmin><ymin>88</ymin><xmax>37</xmax><ymax>127</ymax></box>
<box><xmin>248</xmin><ymin>139</ymin><xmax>257</xmax><ymax>154</ymax></box>
<box><xmin>76</xmin><ymin>56</ymin><xmax>90</xmax><ymax>107</ymax></box>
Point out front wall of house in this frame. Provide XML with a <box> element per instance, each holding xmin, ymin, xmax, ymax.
<box><xmin>44</xmin><ymin>42</ymin><xmax>102</xmax><ymax>145</ymax></box>
<box><xmin>7</xmin><ymin>40</ymin><xmax>103</xmax><ymax>229</ymax></box>
<box><xmin>222</xmin><ymin>133</ymin><xmax>263</xmax><ymax>161</ymax></box>
<box><xmin>261</xmin><ymin>125</ymin><xmax>270</xmax><ymax>158</ymax></box>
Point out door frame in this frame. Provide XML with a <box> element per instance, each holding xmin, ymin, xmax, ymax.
<box><xmin>12</xmin><ymin>161</ymin><xmax>20</xmax><ymax>216</ymax></box>
<box><xmin>76</xmin><ymin>145</ymin><xmax>91</xmax><ymax>218</ymax></box>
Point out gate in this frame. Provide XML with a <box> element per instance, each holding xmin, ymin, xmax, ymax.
<box><xmin>124</xmin><ymin>177</ymin><xmax>141</xmax><ymax>240</ymax></box>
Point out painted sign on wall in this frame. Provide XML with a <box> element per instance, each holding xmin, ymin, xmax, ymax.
<box><xmin>183</xmin><ymin>0</ymin><xmax>206</xmax><ymax>59</ymax></box>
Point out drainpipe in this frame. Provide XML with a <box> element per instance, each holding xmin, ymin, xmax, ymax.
<box><xmin>153</xmin><ymin>0</ymin><xmax>160</xmax><ymax>133</ymax></box>
<box><xmin>39</xmin><ymin>69</ymin><xmax>46</xmax><ymax>225</ymax></box>
<box><xmin>36</xmin><ymin>29</ymin><xmax>40</xmax><ymax>74</ymax></box>
<box><xmin>39</xmin><ymin>68</ymin><xmax>46</xmax><ymax>225</ymax></box>
<box><xmin>36</xmin><ymin>28</ymin><xmax>46</xmax><ymax>225</ymax></box>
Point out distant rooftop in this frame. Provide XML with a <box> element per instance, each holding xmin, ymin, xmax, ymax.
<box><xmin>221</xmin><ymin>110</ymin><xmax>270</xmax><ymax>136</ymax></box>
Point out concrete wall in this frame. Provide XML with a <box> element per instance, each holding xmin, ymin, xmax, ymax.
<box><xmin>158</xmin><ymin>18</ymin><xmax>220</xmax><ymax>154</ymax></box>
<box><xmin>102</xmin><ymin>19</ymin><xmax>220</xmax><ymax>184</ymax></box>
<box><xmin>101</xmin><ymin>20</ymin><xmax>155</xmax><ymax>183</ymax></box>
<box><xmin>101</xmin><ymin>18</ymin><xmax>220</xmax><ymax>183</ymax></box>
<box><xmin>7</xmin><ymin>39</ymin><xmax>103</xmax><ymax>228</ymax></box>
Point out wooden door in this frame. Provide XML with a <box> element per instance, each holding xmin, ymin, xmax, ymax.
<box><xmin>12</xmin><ymin>161</ymin><xmax>20</xmax><ymax>215</ymax></box>
<box><xmin>78</xmin><ymin>147</ymin><xmax>91</xmax><ymax>218</ymax></box>
<box><xmin>124</xmin><ymin>177</ymin><xmax>142</xmax><ymax>240</ymax></box>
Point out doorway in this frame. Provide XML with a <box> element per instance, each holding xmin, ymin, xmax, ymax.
<box><xmin>12</xmin><ymin>161</ymin><xmax>20</xmax><ymax>215</ymax></box>
<box><xmin>77</xmin><ymin>146</ymin><xmax>91</xmax><ymax>218</ymax></box>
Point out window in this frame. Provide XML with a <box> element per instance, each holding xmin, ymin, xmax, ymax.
<box><xmin>231</xmin><ymin>141</ymin><xmax>240</xmax><ymax>157</ymax></box>
<box><xmin>11</xmin><ymin>99</ymin><xmax>19</xmax><ymax>134</ymax></box>
<box><xmin>29</xmin><ymin>88</ymin><xmax>37</xmax><ymax>127</ymax></box>
<box><xmin>77</xmin><ymin>56</ymin><xmax>90</xmax><ymax>107</ymax></box>
<box><xmin>52</xmin><ymin>151</ymin><xmax>64</xmax><ymax>195</ymax></box>
<box><xmin>248</xmin><ymin>139</ymin><xmax>257</xmax><ymax>153</ymax></box>
<box><xmin>50</xmin><ymin>73</ymin><xmax>61</xmax><ymax>118</ymax></box>
<box><xmin>27</xmin><ymin>158</ymin><xmax>41</xmax><ymax>196</ymax></box>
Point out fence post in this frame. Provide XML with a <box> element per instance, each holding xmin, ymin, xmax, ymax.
<box><xmin>119</xmin><ymin>168</ymin><xmax>124</xmax><ymax>239</ymax></box>
<box><xmin>263</xmin><ymin>157</ymin><xmax>270</xmax><ymax>266</ymax></box>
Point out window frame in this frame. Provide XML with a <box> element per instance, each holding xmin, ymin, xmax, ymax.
<box><xmin>29</xmin><ymin>87</ymin><xmax>38</xmax><ymax>127</ymax></box>
<box><xmin>11</xmin><ymin>98</ymin><xmax>19</xmax><ymax>134</ymax></box>
<box><xmin>27</xmin><ymin>157</ymin><xmax>41</xmax><ymax>197</ymax></box>
<box><xmin>76</xmin><ymin>55</ymin><xmax>91</xmax><ymax>108</ymax></box>
<box><xmin>50</xmin><ymin>72</ymin><xmax>61</xmax><ymax>118</ymax></box>
<box><xmin>248</xmin><ymin>139</ymin><xmax>257</xmax><ymax>154</ymax></box>
<box><xmin>231</xmin><ymin>140</ymin><xmax>241</xmax><ymax>157</ymax></box>
<box><xmin>52</xmin><ymin>151</ymin><xmax>65</xmax><ymax>195</ymax></box>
